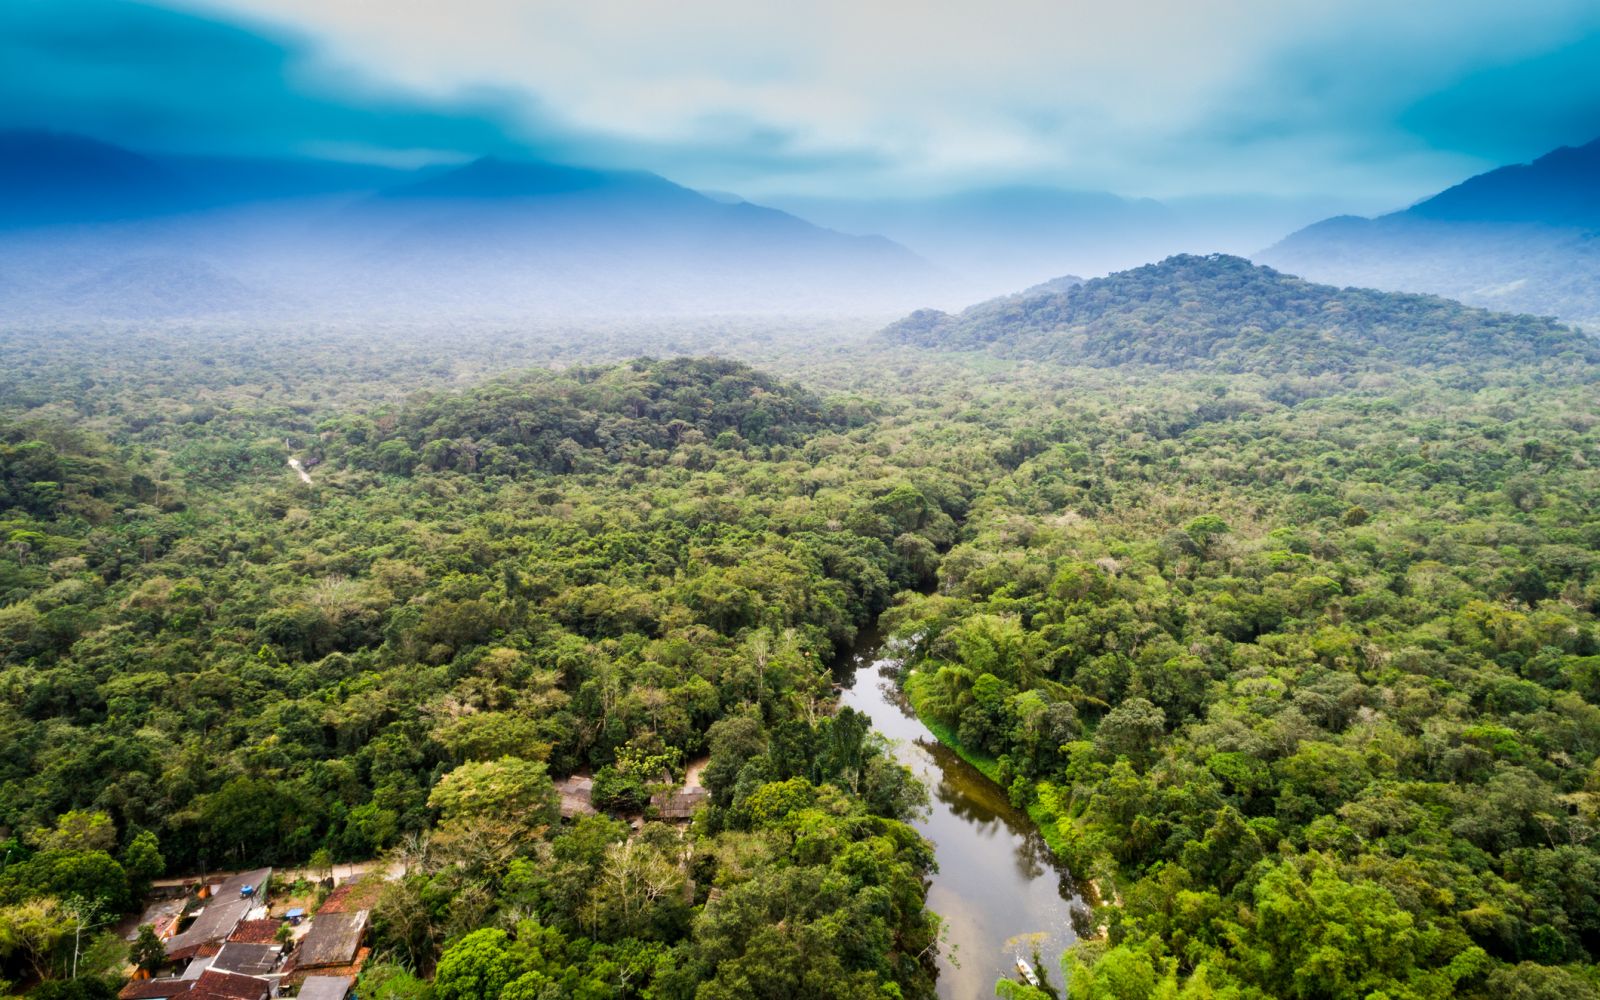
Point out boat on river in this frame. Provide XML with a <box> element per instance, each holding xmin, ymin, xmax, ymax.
<box><xmin>1015</xmin><ymin>956</ymin><xmax>1040</xmax><ymax>987</ymax></box>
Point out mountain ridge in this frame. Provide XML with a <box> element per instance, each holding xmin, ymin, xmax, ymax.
<box><xmin>1259</xmin><ymin>136</ymin><xmax>1600</xmax><ymax>327</ymax></box>
<box><xmin>0</xmin><ymin>129</ymin><xmax>190</xmax><ymax>225</ymax></box>
<box><xmin>0</xmin><ymin>131</ymin><xmax>940</xmax><ymax>318</ymax></box>
<box><xmin>886</xmin><ymin>253</ymin><xmax>1597</xmax><ymax>374</ymax></box>
<box><xmin>1408</xmin><ymin>137</ymin><xmax>1600</xmax><ymax>226</ymax></box>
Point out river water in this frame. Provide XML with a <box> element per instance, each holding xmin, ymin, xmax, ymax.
<box><xmin>839</xmin><ymin>634</ymin><xmax>1079</xmax><ymax>999</ymax></box>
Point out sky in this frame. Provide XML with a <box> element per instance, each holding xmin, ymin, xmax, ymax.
<box><xmin>4</xmin><ymin>0</ymin><xmax>1600</xmax><ymax>208</ymax></box>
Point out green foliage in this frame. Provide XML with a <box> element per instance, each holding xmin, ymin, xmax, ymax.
<box><xmin>357</xmin><ymin>962</ymin><xmax>436</xmax><ymax>1000</ymax></box>
<box><xmin>127</xmin><ymin>924</ymin><xmax>163</xmax><ymax>974</ymax></box>
<box><xmin>886</xmin><ymin>254</ymin><xmax>1597</xmax><ymax>374</ymax></box>
<box><xmin>0</xmin><ymin>851</ymin><xmax>128</xmax><ymax>915</ymax></box>
<box><xmin>0</xmin><ymin>897</ymin><xmax>70</xmax><ymax>981</ymax></box>
<box><xmin>24</xmin><ymin>976</ymin><xmax>118</xmax><ymax>1000</ymax></box>
<box><xmin>872</xmin><ymin>346</ymin><xmax>1600</xmax><ymax>997</ymax></box>
<box><xmin>5</xmin><ymin>309</ymin><xmax>1600</xmax><ymax>998</ymax></box>
<box><xmin>31</xmin><ymin>813</ymin><xmax>114</xmax><ymax>855</ymax></box>
<box><xmin>340</xmin><ymin>357</ymin><xmax>857</xmax><ymax>478</ymax></box>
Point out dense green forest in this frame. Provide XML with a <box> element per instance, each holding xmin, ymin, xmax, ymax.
<box><xmin>4</xmin><ymin>258</ymin><xmax>1600</xmax><ymax>999</ymax></box>
<box><xmin>0</xmin><ymin>347</ymin><xmax>968</xmax><ymax>998</ymax></box>
<box><xmin>886</xmin><ymin>254</ymin><xmax>1597</xmax><ymax>374</ymax></box>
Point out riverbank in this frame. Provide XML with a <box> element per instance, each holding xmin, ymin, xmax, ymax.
<box><xmin>842</xmin><ymin>640</ymin><xmax>1079</xmax><ymax>999</ymax></box>
<box><xmin>900</xmin><ymin>669</ymin><xmax>1078</xmax><ymax>871</ymax></box>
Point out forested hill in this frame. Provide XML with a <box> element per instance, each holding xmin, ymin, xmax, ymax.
<box><xmin>0</xmin><ymin>348</ymin><xmax>971</xmax><ymax>997</ymax></box>
<box><xmin>328</xmin><ymin>357</ymin><xmax>862</xmax><ymax>477</ymax></box>
<box><xmin>884</xmin><ymin>253</ymin><xmax>1597</xmax><ymax>374</ymax></box>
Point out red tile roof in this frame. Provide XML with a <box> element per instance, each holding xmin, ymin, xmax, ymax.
<box><xmin>117</xmin><ymin>969</ymin><xmax>269</xmax><ymax>1000</ymax></box>
<box><xmin>226</xmin><ymin>920</ymin><xmax>282</xmax><ymax>945</ymax></box>
<box><xmin>314</xmin><ymin>878</ymin><xmax>383</xmax><ymax>914</ymax></box>
<box><xmin>190</xmin><ymin>969</ymin><xmax>271</xmax><ymax>1000</ymax></box>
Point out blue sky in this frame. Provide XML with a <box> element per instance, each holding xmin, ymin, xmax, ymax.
<box><xmin>5</xmin><ymin>0</ymin><xmax>1599</xmax><ymax>207</ymax></box>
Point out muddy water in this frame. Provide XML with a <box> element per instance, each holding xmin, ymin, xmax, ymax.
<box><xmin>840</xmin><ymin>636</ymin><xmax>1078</xmax><ymax>999</ymax></box>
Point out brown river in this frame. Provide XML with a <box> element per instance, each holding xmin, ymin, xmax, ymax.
<box><xmin>840</xmin><ymin>633</ymin><xmax>1080</xmax><ymax>998</ymax></box>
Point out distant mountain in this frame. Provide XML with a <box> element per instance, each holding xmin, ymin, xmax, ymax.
<box><xmin>0</xmin><ymin>128</ymin><xmax>418</xmax><ymax>225</ymax></box>
<box><xmin>1409</xmin><ymin>139</ymin><xmax>1600</xmax><ymax>226</ymax></box>
<box><xmin>0</xmin><ymin>133</ymin><xmax>940</xmax><ymax>320</ymax></box>
<box><xmin>0</xmin><ymin>130</ymin><xmax>192</xmax><ymax>226</ymax></box>
<box><xmin>316</xmin><ymin>156</ymin><xmax>937</xmax><ymax>315</ymax></box>
<box><xmin>381</xmin><ymin>156</ymin><xmax>693</xmax><ymax>203</ymax></box>
<box><xmin>162</xmin><ymin>153</ymin><xmax>413</xmax><ymax>202</ymax></box>
<box><xmin>773</xmin><ymin>187</ymin><xmax>1359</xmax><ymax>298</ymax></box>
<box><xmin>1259</xmin><ymin>138</ymin><xmax>1600</xmax><ymax>328</ymax></box>
<box><xmin>885</xmin><ymin>254</ymin><xmax>1597</xmax><ymax>374</ymax></box>
<box><xmin>56</xmin><ymin>256</ymin><xmax>272</xmax><ymax>319</ymax></box>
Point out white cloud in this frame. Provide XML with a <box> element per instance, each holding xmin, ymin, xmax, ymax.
<box><xmin>178</xmin><ymin>0</ymin><xmax>1600</xmax><ymax>201</ymax></box>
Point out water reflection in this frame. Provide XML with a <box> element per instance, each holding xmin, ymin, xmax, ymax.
<box><xmin>840</xmin><ymin>650</ymin><xmax>1078</xmax><ymax>999</ymax></box>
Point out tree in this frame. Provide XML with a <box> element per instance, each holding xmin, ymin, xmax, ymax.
<box><xmin>370</xmin><ymin>876</ymin><xmax>439</xmax><ymax>973</ymax></box>
<box><xmin>34</xmin><ymin>813</ymin><xmax>116</xmax><ymax>855</ymax></box>
<box><xmin>1063</xmin><ymin>945</ymin><xmax>1169</xmax><ymax>1000</ymax></box>
<box><xmin>0</xmin><ymin>851</ymin><xmax>129</xmax><ymax>915</ymax></box>
<box><xmin>0</xmin><ymin>896</ymin><xmax>71</xmax><ymax>980</ymax></box>
<box><xmin>1238</xmin><ymin>860</ymin><xmax>1484</xmax><ymax>999</ymax></box>
<box><xmin>919</xmin><ymin>665</ymin><xmax>976</xmax><ymax>729</ymax></box>
<box><xmin>579</xmin><ymin>833</ymin><xmax>687</xmax><ymax>939</ymax></box>
<box><xmin>1092</xmin><ymin>698</ymin><xmax>1166</xmax><ymax>763</ymax></box>
<box><xmin>428</xmin><ymin>757</ymin><xmax>559</xmax><ymax>871</ymax></box>
<box><xmin>952</xmin><ymin>614</ymin><xmax>1046</xmax><ymax>689</ymax></box>
<box><xmin>61</xmin><ymin>896</ymin><xmax>103</xmax><ymax>980</ymax></box>
<box><xmin>1483</xmin><ymin>962</ymin><xmax>1600</xmax><ymax>1000</ymax></box>
<box><xmin>197</xmin><ymin>778</ymin><xmax>298</xmax><ymax>865</ymax></box>
<box><xmin>308</xmin><ymin>847</ymin><xmax>334</xmax><ymax>884</ymax></box>
<box><xmin>27</xmin><ymin>977</ymin><xmax>119</xmax><ymax>1000</ymax></box>
<box><xmin>704</xmin><ymin>715</ymin><xmax>769</xmax><ymax>807</ymax></box>
<box><xmin>433</xmin><ymin>928</ymin><xmax>525</xmax><ymax>1000</ymax></box>
<box><xmin>128</xmin><ymin>924</ymin><xmax>164</xmax><ymax>974</ymax></box>
<box><xmin>1183</xmin><ymin>514</ymin><xmax>1230</xmax><ymax>555</ymax></box>
<box><xmin>120</xmin><ymin>832</ymin><xmax>164</xmax><ymax>900</ymax></box>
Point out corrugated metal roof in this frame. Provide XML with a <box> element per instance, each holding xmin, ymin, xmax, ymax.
<box><xmin>294</xmin><ymin>911</ymin><xmax>368</xmax><ymax>968</ymax></box>
<box><xmin>210</xmin><ymin>942</ymin><xmax>282</xmax><ymax>977</ymax></box>
<box><xmin>164</xmin><ymin>869</ymin><xmax>272</xmax><ymax>959</ymax></box>
<box><xmin>296</xmin><ymin>976</ymin><xmax>353</xmax><ymax>1000</ymax></box>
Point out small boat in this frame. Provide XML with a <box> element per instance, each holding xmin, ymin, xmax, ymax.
<box><xmin>1015</xmin><ymin>956</ymin><xmax>1040</xmax><ymax>987</ymax></box>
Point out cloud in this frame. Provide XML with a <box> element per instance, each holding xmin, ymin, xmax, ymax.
<box><xmin>0</xmin><ymin>0</ymin><xmax>527</xmax><ymax>161</ymax></box>
<box><xmin>6</xmin><ymin>0</ymin><xmax>1600</xmax><ymax>202</ymax></box>
<box><xmin>1399</xmin><ymin>33</ymin><xmax>1600</xmax><ymax>162</ymax></box>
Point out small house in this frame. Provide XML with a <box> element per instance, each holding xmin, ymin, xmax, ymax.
<box><xmin>118</xmin><ymin>969</ymin><xmax>271</xmax><ymax>1000</ymax></box>
<box><xmin>128</xmin><ymin>898</ymin><xmax>186</xmax><ymax>943</ymax></box>
<box><xmin>650</xmin><ymin>789</ymin><xmax>709</xmax><ymax>822</ymax></box>
<box><xmin>228</xmin><ymin>920</ymin><xmax>284</xmax><ymax>945</ymax></box>
<box><xmin>554</xmin><ymin>774</ymin><xmax>596</xmax><ymax>818</ymax></box>
<box><xmin>295</xmin><ymin>977</ymin><xmax>353</xmax><ymax>1000</ymax></box>
<box><xmin>209</xmin><ymin>942</ymin><xmax>283</xmax><ymax>978</ymax></box>
<box><xmin>119</xmin><ymin>979</ymin><xmax>192</xmax><ymax>1000</ymax></box>
<box><xmin>185</xmin><ymin>969</ymin><xmax>272</xmax><ymax>1000</ymax></box>
<box><xmin>166</xmin><ymin>869</ymin><xmax>273</xmax><ymax>962</ymax></box>
<box><xmin>287</xmin><ymin>911</ymin><xmax>368</xmax><ymax>973</ymax></box>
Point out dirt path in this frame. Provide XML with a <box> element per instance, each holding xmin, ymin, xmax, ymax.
<box><xmin>148</xmin><ymin>858</ymin><xmax>402</xmax><ymax>890</ymax></box>
<box><xmin>683</xmin><ymin>755</ymin><xmax>709</xmax><ymax>792</ymax></box>
<box><xmin>287</xmin><ymin>455</ymin><xmax>313</xmax><ymax>486</ymax></box>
